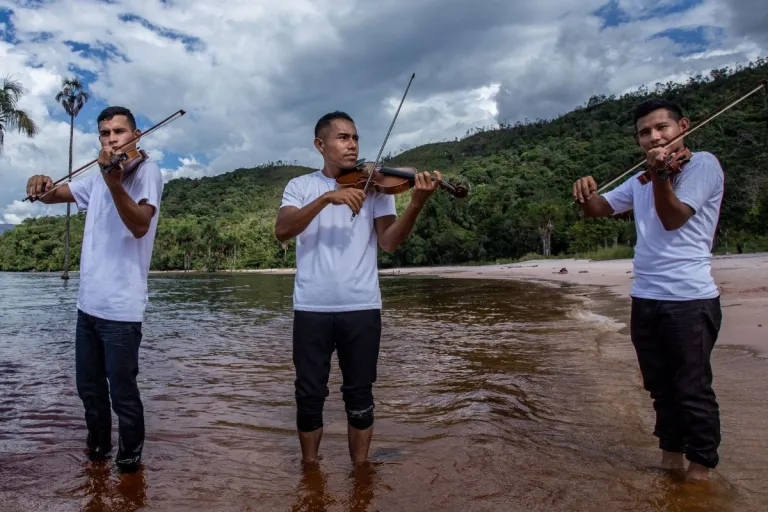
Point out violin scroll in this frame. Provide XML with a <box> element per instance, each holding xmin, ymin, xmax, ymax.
<box><xmin>636</xmin><ymin>147</ymin><xmax>692</xmax><ymax>185</ymax></box>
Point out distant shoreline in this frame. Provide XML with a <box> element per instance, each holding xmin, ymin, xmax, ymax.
<box><xmin>149</xmin><ymin>252</ymin><xmax>768</xmax><ymax>359</ymax></box>
<box><xmin>9</xmin><ymin>253</ymin><xmax>767</xmax><ymax>359</ymax></box>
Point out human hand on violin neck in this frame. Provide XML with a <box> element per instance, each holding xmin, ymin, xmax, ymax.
<box><xmin>409</xmin><ymin>170</ymin><xmax>442</xmax><ymax>207</ymax></box>
<box><xmin>646</xmin><ymin>147</ymin><xmax>670</xmax><ymax>174</ymax></box>
<box><xmin>98</xmin><ymin>147</ymin><xmax>126</xmax><ymax>189</ymax></box>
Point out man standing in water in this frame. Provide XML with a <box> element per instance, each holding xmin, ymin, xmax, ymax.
<box><xmin>25</xmin><ymin>106</ymin><xmax>164</xmax><ymax>473</ymax></box>
<box><xmin>275</xmin><ymin>111</ymin><xmax>440</xmax><ymax>465</ymax></box>
<box><xmin>572</xmin><ymin>99</ymin><xmax>723</xmax><ymax>482</ymax></box>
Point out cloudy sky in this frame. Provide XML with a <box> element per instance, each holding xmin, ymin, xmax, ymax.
<box><xmin>1</xmin><ymin>0</ymin><xmax>766</xmax><ymax>224</ymax></box>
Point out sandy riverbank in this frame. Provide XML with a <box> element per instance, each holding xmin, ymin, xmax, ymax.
<box><xmin>383</xmin><ymin>252</ymin><xmax>768</xmax><ymax>358</ymax></box>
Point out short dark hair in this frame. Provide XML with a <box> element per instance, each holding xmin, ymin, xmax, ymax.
<box><xmin>314</xmin><ymin>111</ymin><xmax>354</xmax><ymax>138</ymax></box>
<box><xmin>97</xmin><ymin>106</ymin><xmax>136</xmax><ymax>131</ymax></box>
<box><xmin>633</xmin><ymin>99</ymin><xmax>684</xmax><ymax>131</ymax></box>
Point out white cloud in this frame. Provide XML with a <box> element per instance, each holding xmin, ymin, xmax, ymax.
<box><xmin>0</xmin><ymin>0</ymin><xmax>766</xmax><ymax>223</ymax></box>
<box><xmin>160</xmin><ymin>155</ymin><xmax>207</xmax><ymax>182</ymax></box>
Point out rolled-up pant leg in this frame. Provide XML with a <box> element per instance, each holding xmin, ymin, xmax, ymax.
<box><xmin>293</xmin><ymin>311</ymin><xmax>334</xmax><ymax>432</ymax></box>
<box><xmin>335</xmin><ymin>309</ymin><xmax>381</xmax><ymax>430</ymax></box>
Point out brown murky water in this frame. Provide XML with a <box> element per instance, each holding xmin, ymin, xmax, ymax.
<box><xmin>1</xmin><ymin>272</ymin><xmax>767</xmax><ymax>511</ymax></box>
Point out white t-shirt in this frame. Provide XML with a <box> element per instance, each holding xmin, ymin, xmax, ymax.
<box><xmin>280</xmin><ymin>170</ymin><xmax>397</xmax><ymax>312</ymax></box>
<box><xmin>602</xmin><ymin>151</ymin><xmax>724</xmax><ymax>301</ymax></box>
<box><xmin>69</xmin><ymin>159</ymin><xmax>164</xmax><ymax>322</ymax></box>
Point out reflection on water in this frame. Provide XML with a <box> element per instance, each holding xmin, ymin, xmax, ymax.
<box><xmin>1</xmin><ymin>271</ymin><xmax>767</xmax><ymax>511</ymax></box>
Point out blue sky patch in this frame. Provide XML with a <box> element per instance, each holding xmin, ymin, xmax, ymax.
<box><xmin>593</xmin><ymin>1</ymin><xmax>630</xmax><ymax>29</ymax></box>
<box><xmin>64</xmin><ymin>40</ymin><xmax>131</xmax><ymax>63</ymax></box>
<box><xmin>118</xmin><ymin>13</ymin><xmax>205</xmax><ymax>52</ymax></box>
<box><xmin>0</xmin><ymin>8</ymin><xmax>19</xmax><ymax>44</ymax></box>
<box><xmin>594</xmin><ymin>0</ymin><xmax>705</xmax><ymax>29</ymax></box>
<box><xmin>649</xmin><ymin>25</ymin><xmax>723</xmax><ymax>56</ymax></box>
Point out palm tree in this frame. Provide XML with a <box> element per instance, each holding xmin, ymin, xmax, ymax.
<box><xmin>0</xmin><ymin>76</ymin><xmax>39</xmax><ymax>156</ymax></box>
<box><xmin>55</xmin><ymin>78</ymin><xmax>89</xmax><ymax>280</ymax></box>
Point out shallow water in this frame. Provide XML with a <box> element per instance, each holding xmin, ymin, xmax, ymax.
<box><xmin>1</xmin><ymin>271</ymin><xmax>766</xmax><ymax>511</ymax></box>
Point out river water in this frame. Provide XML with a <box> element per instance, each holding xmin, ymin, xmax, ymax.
<box><xmin>1</xmin><ymin>271</ymin><xmax>767</xmax><ymax>511</ymax></box>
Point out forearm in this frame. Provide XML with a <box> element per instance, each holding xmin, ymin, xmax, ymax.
<box><xmin>32</xmin><ymin>184</ymin><xmax>74</xmax><ymax>204</ymax></box>
<box><xmin>108</xmin><ymin>184</ymin><xmax>152</xmax><ymax>238</ymax></box>
<box><xmin>275</xmin><ymin>195</ymin><xmax>329</xmax><ymax>241</ymax></box>
<box><xmin>379</xmin><ymin>200</ymin><xmax>424</xmax><ymax>252</ymax></box>
<box><xmin>652</xmin><ymin>176</ymin><xmax>690</xmax><ymax>230</ymax></box>
<box><xmin>581</xmin><ymin>194</ymin><xmax>613</xmax><ymax>217</ymax></box>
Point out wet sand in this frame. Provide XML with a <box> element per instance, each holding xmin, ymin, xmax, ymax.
<box><xmin>383</xmin><ymin>252</ymin><xmax>768</xmax><ymax>358</ymax></box>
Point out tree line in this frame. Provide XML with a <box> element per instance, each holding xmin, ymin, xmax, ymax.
<box><xmin>2</xmin><ymin>57</ymin><xmax>767</xmax><ymax>272</ymax></box>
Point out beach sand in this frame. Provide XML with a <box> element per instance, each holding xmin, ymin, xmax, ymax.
<box><xmin>381</xmin><ymin>252</ymin><xmax>768</xmax><ymax>358</ymax></box>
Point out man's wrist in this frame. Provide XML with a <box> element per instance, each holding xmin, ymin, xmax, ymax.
<box><xmin>409</xmin><ymin>193</ymin><xmax>427</xmax><ymax>210</ymax></box>
<box><xmin>106</xmin><ymin>178</ymin><xmax>125</xmax><ymax>194</ymax></box>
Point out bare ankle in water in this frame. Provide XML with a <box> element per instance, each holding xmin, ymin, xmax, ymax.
<box><xmin>348</xmin><ymin>424</ymin><xmax>373</xmax><ymax>464</ymax></box>
<box><xmin>299</xmin><ymin>428</ymin><xmax>323</xmax><ymax>464</ymax></box>
<box><xmin>685</xmin><ymin>462</ymin><xmax>710</xmax><ymax>482</ymax></box>
<box><xmin>660</xmin><ymin>450</ymin><xmax>685</xmax><ymax>470</ymax></box>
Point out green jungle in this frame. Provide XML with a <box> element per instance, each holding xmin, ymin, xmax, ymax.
<box><xmin>2</xmin><ymin>58</ymin><xmax>768</xmax><ymax>272</ymax></box>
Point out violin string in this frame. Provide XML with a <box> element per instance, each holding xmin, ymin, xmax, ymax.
<box><xmin>351</xmin><ymin>73</ymin><xmax>415</xmax><ymax>221</ymax></box>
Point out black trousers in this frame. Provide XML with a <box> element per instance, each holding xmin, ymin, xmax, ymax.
<box><xmin>292</xmin><ymin>309</ymin><xmax>381</xmax><ymax>432</ymax></box>
<box><xmin>630</xmin><ymin>296</ymin><xmax>722</xmax><ymax>468</ymax></box>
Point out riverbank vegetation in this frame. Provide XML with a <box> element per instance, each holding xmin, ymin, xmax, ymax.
<box><xmin>2</xmin><ymin>58</ymin><xmax>767</xmax><ymax>272</ymax></box>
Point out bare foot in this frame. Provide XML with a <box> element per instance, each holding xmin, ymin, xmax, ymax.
<box><xmin>685</xmin><ymin>462</ymin><xmax>710</xmax><ymax>482</ymax></box>
<box><xmin>660</xmin><ymin>450</ymin><xmax>685</xmax><ymax>470</ymax></box>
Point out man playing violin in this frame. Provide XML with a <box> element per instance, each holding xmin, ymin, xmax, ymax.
<box><xmin>25</xmin><ymin>106</ymin><xmax>164</xmax><ymax>473</ymax></box>
<box><xmin>275</xmin><ymin>111</ymin><xmax>441</xmax><ymax>466</ymax></box>
<box><xmin>573</xmin><ymin>99</ymin><xmax>724</xmax><ymax>482</ymax></box>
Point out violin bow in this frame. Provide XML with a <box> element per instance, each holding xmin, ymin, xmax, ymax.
<box><xmin>594</xmin><ymin>80</ymin><xmax>767</xmax><ymax>195</ymax></box>
<box><xmin>351</xmin><ymin>72</ymin><xmax>416</xmax><ymax>222</ymax></box>
<box><xmin>23</xmin><ymin>109</ymin><xmax>186</xmax><ymax>203</ymax></box>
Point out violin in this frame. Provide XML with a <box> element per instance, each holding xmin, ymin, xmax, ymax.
<box><xmin>22</xmin><ymin>109</ymin><xmax>185</xmax><ymax>203</ymax></box>
<box><xmin>336</xmin><ymin>160</ymin><xmax>469</xmax><ymax>199</ymax></box>
<box><xmin>636</xmin><ymin>147</ymin><xmax>692</xmax><ymax>185</ymax></box>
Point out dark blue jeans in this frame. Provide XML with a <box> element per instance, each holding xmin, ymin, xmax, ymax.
<box><xmin>75</xmin><ymin>309</ymin><xmax>144</xmax><ymax>467</ymax></box>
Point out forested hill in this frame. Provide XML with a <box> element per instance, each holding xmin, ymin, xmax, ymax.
<box><xmin>2</xmin><ymin>58</ymin><xmax>767</xmax><ymax>272</ymax></box>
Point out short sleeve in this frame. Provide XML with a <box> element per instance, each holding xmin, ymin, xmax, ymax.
<box><xmin>281</xmin><ymin>178</ymin><xmax>304</xmax><ymax>209</ymax></box>
<box><xmin>602</xmin><ymin>175</ymin><xmax>635</xmax><ymax>214</ymax></box>
<box><xmin>68</xmin><ymin>173</ymin><xmax>99</xmax><ymax>211</ymax></box>
<box><xmin>372</xmin><ymin>191</ymin><xmax>396</xmax><ymax>218</ymax></box>
<box><xmin>674</xmin><ymin>155</ymin><xmax>724</xmax><ymax>213</ymax></box>
<box><xmin>134</xmin><ymin>161</ymin><xmax>164</xmax><ymax>214</ymax></box>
